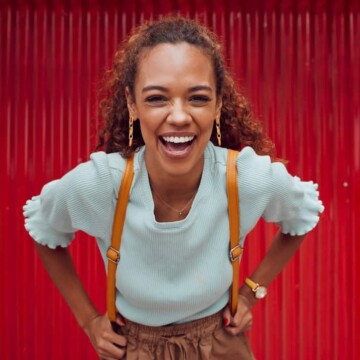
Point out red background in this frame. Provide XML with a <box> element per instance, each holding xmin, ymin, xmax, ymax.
<box><xmin>1</xmin><ymin>0</ymin><xmax>359</xmax><ymax>359</ymax></box>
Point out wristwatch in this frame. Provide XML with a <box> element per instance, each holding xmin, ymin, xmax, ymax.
<box><xmin>244</xmin><ymin>277</ymin><xmax>268</xmax><ymax>299</ymax></box>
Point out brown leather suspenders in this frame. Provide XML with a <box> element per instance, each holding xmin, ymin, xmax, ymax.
<box><xmin>106</xmin><ymin>155</ymin><xmax>134</xmax><ymax>322</ymax></box>
<box><xmin>106</xmin><ymin>149</ymin><xmax>243</xmax><ymax>322</ymax></box>
<box><xmin>226</xmin><ymin>149</ymin><xmax>244</xmax><ymax>316</ymax></box>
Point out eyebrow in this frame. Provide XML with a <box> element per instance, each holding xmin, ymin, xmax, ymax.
<box><xmin>142</xmin><ymin>85</ymin><xmax>213</xmax><ymax>93</ymax></box>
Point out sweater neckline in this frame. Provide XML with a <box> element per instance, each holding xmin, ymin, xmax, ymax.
<box><xmin>136</xmin><ymin>145</ymin><xmax>212</xmax><ymax>229</ymax></box>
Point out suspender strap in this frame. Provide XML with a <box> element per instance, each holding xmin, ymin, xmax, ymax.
<box><xmin>226</xmin><ymin>149</ymin><xmax>243</xmax><ymax>317</ymax></box>
<box><xmin>107</xmin><ymin>149</ymin><xmax>242</xmax><ymax>321</ymax></box>
<box><xmin>107</xmin><ymin>155</ymin><xmax>134</xmax><ymax>322</ymax></box>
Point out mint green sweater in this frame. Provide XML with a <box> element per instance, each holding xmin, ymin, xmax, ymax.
<box><xmin>24</xmin><ymin>143</ymin><xmax>324</xmax><ymax>326</ymax></box>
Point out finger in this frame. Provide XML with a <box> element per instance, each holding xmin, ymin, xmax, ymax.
<box><xmin>237</xmin><ymin>311</ymin><xmax>253</xmax><ymax>329</ymax></box>
<box><xmin>232</xmin><ymin>302</ymin><xmax>253</xmax><ymax>325</ymax></box>
<box><xmin>240</xmin><ymin>314</ymin><xmax>253</xmax><ymax>332</ymax></box>
<box><xmin>98</xmin><ymin>341</ymin><xmax>127</xmax><ymax>359</ymax></box>
<box><xmin>116</xmin><ymin>313</ymin><xmax>126</xmax><ymax>326</ymax></box>
<box><xmin>222</xmin><ymin>305</ymin><xmax>232</xmax><ymax>326</ymax></box>
<box><xmin>229</xmin><ymin>309</ymin><xmax>243</xmax><ymax>327</ymax></box>
<box><xmin>106</xmin><ymin>331</ymin><xmax>127</xmax><ymax>348</ymax></box>
<box><xmin>225</xmin><ymin>312</ymin><xmax>253</xmax><ymax>335</ymax></box>
<box><xmin>224</xmin><ymin>324</ymin><xmax>243</xmax><ymax>335</ymax></box>
<box><xmin>101</xmin><ymin>318</ymin><xmax>127</xmax><ymax>346</ymax></box>
<box><xmin>223</xmin><ymin>306</ymin><xmax>245</xmax><ymax>327</ymax></box>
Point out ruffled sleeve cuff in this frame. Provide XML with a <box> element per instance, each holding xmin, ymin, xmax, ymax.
<box><xmin>23</xmin><ymin>195</ymin><xmax>74</xmax><ymax>249</ymax></box>
<box><xmin>277</xmin><ymin>177</ymin><xmax>325</xmax><ymax>236</ymax></box>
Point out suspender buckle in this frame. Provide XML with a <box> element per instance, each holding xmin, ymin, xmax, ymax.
<box><xmin>107</xmin><ymin>246</ymin><xmax>120</xmax><ymax>264</ymax></box>
<box><xmin>230</xmin><ymin>244</ymin><xmax>243</xmax><ymax>262</ymax></box>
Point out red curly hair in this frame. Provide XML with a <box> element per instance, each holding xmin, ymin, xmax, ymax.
<box><xmin>97</xmin><ymin>16</ymin><xmax>279</xmax><ymax>161</ymax></box>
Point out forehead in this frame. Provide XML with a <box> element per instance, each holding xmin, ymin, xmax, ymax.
<box><xmin>135</xmin><ymin>42</ymin><xmax>215</xmax><ymax>89</ymax></box>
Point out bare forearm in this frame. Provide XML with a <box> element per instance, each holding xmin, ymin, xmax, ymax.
<box><xmin>239</xmin><ymin>231</ymin><xmax>306</xmax><ymax>307</ymax></box>
<box><xmin>34</xmin><ymin>242</ymin><xmax>100</xmax><ymax>328</ymax></box>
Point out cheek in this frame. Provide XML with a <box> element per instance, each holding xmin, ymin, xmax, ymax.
<box><xmin>198</xmin><ymin>115</ymin><xmax>216</xmax><ymax>133</ymax></box>
<box><xmin>138</xmin><ymin>118</ymin><xmax>158</xmax><ymax>143</ymax></box>
<box><xmin>137</xmin><ymin>104</ymin><xmax>167</xmax><ymax>122</ymax></box>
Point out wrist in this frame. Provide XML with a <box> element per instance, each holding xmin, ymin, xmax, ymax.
<box><xmin>79</xmin><ymin>311</ymin><xmax>101</xmax><ymax>332</ymax></box>
<box><xmin>244</xmin><ymin>277</ymin><xmax>268</xmax><ymax>300</ymax></box>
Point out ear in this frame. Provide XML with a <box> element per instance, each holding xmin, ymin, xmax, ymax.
<box><xmin>125</xmin><ymin>86</ymin><xmax>138</xmax><ymax>119</ymax></box>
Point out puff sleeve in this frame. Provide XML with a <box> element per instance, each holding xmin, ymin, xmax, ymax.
<box><xmin>23</xmin><ymin>152</ymin><xmax>116</xmax><ymax>248</ymax></box>
<box><xmin>262</xmin><ymin>161</ymin><xmax>325</xmax><ymax>236</ymax></box>
<box><xmin>237</xmin><ymin>147</ymin><xmax>324</xmax><ymax>237</ymax></box>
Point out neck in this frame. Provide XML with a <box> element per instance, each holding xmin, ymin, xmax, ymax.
<box><xmin>147</xmin><ymin>160</ymin><xmax>204</xmax><ymax>199</ymax></box>
<box><xmin>145</xmin><ymin>155</ymin><xmax>204</xmax><ymax>222</ymax></box>
<box><xmin>148</xmin><ymin>166</ymin><xmax>202</xmax><ymax>199</ymax></box>
<box><xmin>148</xmin><ymin>171</ymin><xmax>201</xmax><ymax>222</ymax></box>
<box><xmin>149</xmin><ymin>176</ymin><xmax>202</xmax><ymax>207</ymax></box>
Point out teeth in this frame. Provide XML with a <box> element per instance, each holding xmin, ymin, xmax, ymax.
<box><xmin>162</xmin><ymin>136</ymin><xmax>194</xmax><ymax>143</ymax></box>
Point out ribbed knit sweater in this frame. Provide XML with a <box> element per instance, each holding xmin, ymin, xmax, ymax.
<box><xmin>24</xmin><ymin>143</ymin><xmax>324</xmax><ymax>326</ymax></box>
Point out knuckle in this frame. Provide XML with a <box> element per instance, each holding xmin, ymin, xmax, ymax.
<box><xmin>229</xmin><ymin>328</ymin><xmax>237</xmax><ymax>336</ymax></box>
<box><xmin>97</xmin><ymin>338</ymin><xmax>107</xmax><ymax>350</ymax></box>
<box><xmin>225</xmin><ymin>326</ymin><xmax>236</xmax><ymax>335</ymax></box>
<box><xmin>101</xmin><ymin>330</ymin><xmax>110</xmax><ymax>340</ymax></box>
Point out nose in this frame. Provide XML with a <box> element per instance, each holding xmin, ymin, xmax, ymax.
<box><xmin>166</xmin><ymin>100</ymin><xmax>191</xmax><ymax>126</ymax></box>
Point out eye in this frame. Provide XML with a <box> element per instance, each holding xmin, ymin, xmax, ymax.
<box><xmin>189</xmin><ymin>95</ymin><xmax>211</xmax><ymax>105</ymax></box>
<box><xmin>145</xmin><ymin>95</ymin><xmax>167</xmax><ymax>104</ymax></box>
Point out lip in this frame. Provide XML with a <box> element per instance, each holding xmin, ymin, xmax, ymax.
<box><xmin>158</xmin><ymin>134</ymin><xmax>196</xmax><ymax>160</ymax></box>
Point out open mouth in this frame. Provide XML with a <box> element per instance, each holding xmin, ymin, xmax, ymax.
<box><xmin>159</xmin><ymin>135</ymin><xmax>196</xmax><ymax>156</ymax></box>
<box><xmin>160</xmin><ymin>135</ymin><xmax>195</xmax><ymax>149</ymax></box>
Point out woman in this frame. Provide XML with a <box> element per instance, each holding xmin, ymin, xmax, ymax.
<box><xmin>24</xmin><ymin>17</ymin><xmax>324</xmax><ymax>359</ymax></box>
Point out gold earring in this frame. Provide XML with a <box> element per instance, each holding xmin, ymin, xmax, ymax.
<box><xmin>129</xmin><ymin>115</ymin><xmax>134</xmax><ymax>147</ymax></box>
<box><xmin>215</xmin><ymin>114</ymin><xmax>221</xmax><ymax>146</ymax></box>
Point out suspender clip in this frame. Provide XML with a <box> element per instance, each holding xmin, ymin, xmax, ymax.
<box><xmin>230</xmin><ymin>244</ymin><xmax>243</xmax><ymax>262</ymax></box>
<box><xmin>107</xmin><ymin>246</ymin><xmax>120</xmax><ymax>264</ymax></box>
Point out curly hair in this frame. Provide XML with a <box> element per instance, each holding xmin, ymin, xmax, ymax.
<box><xmin>97</xmin><ymin>16</ymin><xmax>278</xmax><ymax>161</ymax></box>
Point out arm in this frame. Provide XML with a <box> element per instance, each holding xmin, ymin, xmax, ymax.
<box><xmin>223</xmin><ymin>231</ymin><xmax>306</xmax><ymax>334</ymax></box>
<box><xmin>225</xmin><ymin>149</ymin><xmax>324</xmax><ymax>333</ymax></box>
<box><xmin>34</xmin><ymin>242</ymin><xmax>127</xmax><ymax>359</ymax></box>
<box><xmin>239</xmin><ymin>231</ymin><xmax>306</xmax><ymax>307</ymax></box>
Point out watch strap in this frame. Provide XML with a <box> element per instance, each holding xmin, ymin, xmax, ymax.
<box><xmin>244</xmin><ymin>277</ymin><xmax>259</xmax><ymax>291</ymax></box>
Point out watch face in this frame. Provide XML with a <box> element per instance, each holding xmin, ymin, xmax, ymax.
<box><xmin>255</xmin><ymin>286</ymin><xmax>267</xmax><ymax>299</ymax></box>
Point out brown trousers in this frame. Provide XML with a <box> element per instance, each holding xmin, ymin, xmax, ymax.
<box><xmin>116</xmin><ymin>310</ymin><xmax>255</xmax><ymax>360</ymax></box>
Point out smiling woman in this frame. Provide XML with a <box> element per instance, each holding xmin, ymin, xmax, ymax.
<box><xmin>127</xmin><ymin>42</ymin><xmax>218</xmax><ymax>191</ymax></box>
<box><xmin>23</xmin><ymin>16</ymin><xmax>324</xmax><ymax>360</ymax></box>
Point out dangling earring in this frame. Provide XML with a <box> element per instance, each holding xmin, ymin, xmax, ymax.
<box><xmin>215</xmin><ymin>114</ymin><xmax>221</xmax><ymax>146</ymax></box>
<box><xmin>129</xmin><ymin>115</ymin><xmax>134</xmax><ymax>147</ymax></box>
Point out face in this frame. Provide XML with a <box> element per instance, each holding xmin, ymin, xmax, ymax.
<box><xmin>126</xmin><ymin>42</ymin><xmax>221</xmax><ymax>181</ymax></box>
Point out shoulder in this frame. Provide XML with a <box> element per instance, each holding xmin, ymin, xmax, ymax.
<box><xmin>88</xmin><ymin>148</ymin><xmax>144</xmax><ymax>197</ymax></box>
<box><xmin>87</xmin><ymin>151</ymin><xmax>126</xmax><ymax>177</ymax></box>
<box><xmin>208</xmin><ymin>143</ymin><xmax>281</xmax><ymax>181</ymax></box>
<box><xmin>65</xmin><ymin>150</ymin><xmax>133</xmax><ymax>193</ymax></box>
<box><xmin>208</xmin><ymin>144</ymin><xmax>292</xmax><ymax>199</ymax></box>
<box><xmin>207</xmin><ymin>143</ymin><xmax>274</xmax><ymax>168</ymax></box>
<box><xmin>40</xmin><ymin>150</ymin><xmax>131</xmax><ymax>207</ymax></box>
<box><xmin>236</xmin><ymin>146</ymin><xmax>291</xmax><ymax>189</ymax></box>
<box><xmin>237</xmin><ymin>146</ymin><xmax>272</xmax><ymax>173</ymax></box>
<box><xmin>93</xmin><ymin>151</ymin><xmax>126</xmax><ymax>172</ymax></box>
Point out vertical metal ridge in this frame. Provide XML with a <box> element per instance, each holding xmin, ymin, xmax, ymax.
<box><xmin>349</xmin><ymin>11</ymin><xmax>360</xmax><ymax>360</ymax></box>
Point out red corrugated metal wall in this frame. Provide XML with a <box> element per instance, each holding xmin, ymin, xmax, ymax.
<box><xmin>1</xmin><ymin>0</ymin><xmax>359</xmax><ymax>359</ymax></box>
